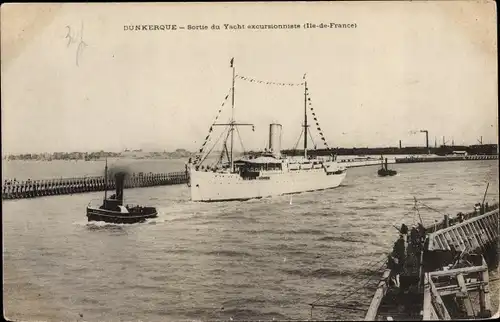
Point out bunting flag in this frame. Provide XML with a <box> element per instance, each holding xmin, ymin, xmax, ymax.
<box><xmin>307</xmin><ymin>90</ymin><xmax>331</xmax><ymax>150</ymax></box>
<box><xmin>195</xmin><ymin>88</ymin><xmax>232</xmax><ymax>162</ymax></box>
<box><xmin>235</xmin><ymin>74</ymin><xmax>305</xmax><ymax>87</ymax></box>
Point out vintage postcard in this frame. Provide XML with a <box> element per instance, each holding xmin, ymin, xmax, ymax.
<box><xmin>2</xmin><ymin>1</ymin><xmax>498</xmax><ymax>321</ymax></box>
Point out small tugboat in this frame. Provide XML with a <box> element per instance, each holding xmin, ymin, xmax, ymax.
<box><xmin>378</xmin><ymin>157</ymin><xmax>397</xmax><ymax>177</ymax></box>
<box><xmin>86</xmin><ymin>160</ymin><xmax>158</xmax><ymax>224</ymax></box>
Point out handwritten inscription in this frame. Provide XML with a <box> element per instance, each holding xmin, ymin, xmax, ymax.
<box><xmin>65</xmin><ymin>22</ymin><xmax>88</xmax><ymax>67</ymax></box>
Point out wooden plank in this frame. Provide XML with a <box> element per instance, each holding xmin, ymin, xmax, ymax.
<box><xmin>481</xmin><ymin>217</ymin><xmax>496</xmax><ymax>241</ymax></box>
<box><xmin>429</xmin><ymin>278</ymin><xmax>452</xmax><ymax>319</ymax></box>
<box><xmin>471</xmin><ymin>222</ymin><xmax>483</xmax><ymax>247</ymax></box>
<box><xmin>451</xmin><ymin>228</ymin><xmax>466</xmax><ymax>251</ymax></box>
<box><xmin>423</xmin><ymin>274</ymin><xmax>433</xmax><ymax>321</ymax></box>
<box><xmin>479</xmin><ymin>259</ymin><xmax>491</xmax><ymax>314</ymax></box>
<box><xmin>468</xmin><ymin>221</ymin><xmax>479</xmax><ymax>236</ymax></box>
<box><xmin>446</xmin><ymin>230</ymin><xmax>456</xmax><ymax>250</ymax></box>
<box><xmin>467</xmin><ymin>224</ymin><xmax>479</xmax><ymax>249</ymax></box>
<box><xmin>364</xmin><ymin>269</ymin><xmax>391</xmax><ymax>321</ymax></box>
<box><xmin>429</xmin><ymin>305</ymin><xmax>439</xmax><ymax>320</ymax></box>
<box><xmin>458</xmin><ymin>226</ymin><xmax>472</xmax><ymax>250</ymax></box>
<box><xmin>457</xmin><ymin>274</ymin><xmax>475</xmax><ymax>317</ymax></box>
<box><xmin>484</xmin><ymin>215</ymin><xmax>496</xmax><ymax>234</ymax></box>
<box><xmin>466</xmin><ymin>224</ymin><xmax>481</xmax><ymax>249</ymax></box>
<box><xmin>438</xmin><ymin>234</ymin><xmax>446</xmax><ymax>249</ymax></box>
<box><xmin>476</xmin><ymin>219</ymin><xmax>490</xmax><ymax>241</ymax></box>
<box><xmin>429</xmin><ymin>265</ymin><xmax>487</xmax><ymax>278</ymax></box>
<box><xmin>483</xmin><ymin>217</ymin><xmax>495</xmax><ymax>241</ymax></box>
<box><xmin>436</xmin><ymin>282</ymin><xmax>484</xmax><ymax>296</ymax></box>
<box><xmin>438</xmin><ymin>234</ymin><xmax>449</xmax><ymax>250</ymax></box>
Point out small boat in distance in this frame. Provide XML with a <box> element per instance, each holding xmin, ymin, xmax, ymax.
<box><xmin>86</xmin><ymin>160</ymin><xmax>158</xmax><ymax>224</ymax></box>
<box><xmin>378</xmin><ymin>157</ymin><xmax>397</xmax><ymax>177</ymax></box>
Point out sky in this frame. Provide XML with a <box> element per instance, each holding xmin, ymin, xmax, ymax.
<box><xmin>1</xmin><ymin>1</ymin><xmax>498</xmax><ymax>154</ymax></box>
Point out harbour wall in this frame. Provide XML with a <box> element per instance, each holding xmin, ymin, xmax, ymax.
<box><xmin>2</xmin><ymin>172</ymin><xmax>188</xmax><ymax>200</ymax></box>
<box><xmin>281</xmin><ymin>144</ymin><xmax>498</xmax><ymax>157</ymax></box>
<box><xmin>395</xmin><ymin>154</ymin><xmax>498</xmax><ymax>163</ymax></box>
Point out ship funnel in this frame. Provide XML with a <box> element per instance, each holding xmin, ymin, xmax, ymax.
<box><xmin>269</xmin><ymin>123</ymin><xmax>283</xmax><ymax>158</ymax></box>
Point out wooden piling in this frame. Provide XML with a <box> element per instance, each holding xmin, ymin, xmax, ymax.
<box><xmin>2</xmin><ymin>170</ymin><xmax>189</xmax><ymax>200</ymax></box>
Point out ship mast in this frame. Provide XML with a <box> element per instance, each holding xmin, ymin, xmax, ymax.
<box><xmin>211</xmin><ymin>58</ymin><xmax>254</xmax><ymax>172</ymax></box>
<box><xmin>104</xmin><ymin>157</ymin><xmax>108</xmax><ymax>201</ymax></box>
<box><xmin>230</xmin><ymin>58</ymin><xmax>236</xmax><ymax>171</ymax></box>
<box><xmin>303</xmin><ymin>76</ymin><xmax>308</xmax><ymax>159</ymax></box>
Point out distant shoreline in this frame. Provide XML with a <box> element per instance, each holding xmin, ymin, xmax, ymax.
<box><xmin>3</xmin><ymin>144</ymin><xmax>497</xmax><ymax>161</ymax></box>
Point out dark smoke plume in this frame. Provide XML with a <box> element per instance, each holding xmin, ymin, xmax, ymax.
<box><xmin>104</xmin><ymin>164</ymin><xmax>132</xmax><ymax>180</ymax></box>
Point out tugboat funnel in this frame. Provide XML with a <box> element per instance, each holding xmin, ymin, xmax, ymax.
<box><xmin>115</xmin><ymin>172</ymin><xmax>126</xmax><ymax>204</ymax></box>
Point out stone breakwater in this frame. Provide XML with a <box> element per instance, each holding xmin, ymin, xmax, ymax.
<box><xmin>395</xmin><ymin>154</ymin><xmax>498</xmax><ymax>163</ymax></box>
<box><xmin>2</xmin><ymin>172</ymin><xmax>188</xmax><ymax>200</ymax></box>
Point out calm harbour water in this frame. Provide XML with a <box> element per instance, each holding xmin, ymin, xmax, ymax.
<box><xmin>3</xmin><ymin>160</ymin><xmax>499</xmax><ymax>321</ymax></box>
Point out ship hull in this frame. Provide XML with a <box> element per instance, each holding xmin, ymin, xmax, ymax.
<box><xmin>86</xmin><ymin>207</ymin><xmax>157</xmax><ymax>224</ymax></box>
<box><xmin>189</xmin><ymin>167</ymin><xmax>347</xmax><ymax>202</ymax></box>
<box><xmin>378</xmin><ymin>169</ymin><xmax>397</xmax><ymax>177</ymax></box>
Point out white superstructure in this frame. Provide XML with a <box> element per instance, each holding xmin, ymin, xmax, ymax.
<box><xmin>187</xmin><ymin>58</ymin><xmax>347</xmax><ymax>202</ymax></box>
<box><xmin>189</xmin><ymin>156</ymin><xmax>346</xmax><ymax>201</ymax></box>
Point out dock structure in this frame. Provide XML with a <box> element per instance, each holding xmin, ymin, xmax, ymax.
<box><xmin>395</xmin><ymin>154</ymin><xmax>498</xmax><ymax>164</ymax></box>
<box><xmin>427</xmin><ymin>207</ymin><xmax>499</xmax><ymax>254</ymax></box>
<box><xmin>363</xmin><ymin>203</ymin><xmax>499</xmax><ymax>321</ymax></box>
<box><xmin>423</xmin><ymin>257</ymin><xmax>491</xmax><ymax>320</ymax></box>
<box><xmin>2</xmin><ymin>171</ymin><xmax>188</xmax><ymax>200</ymax></box>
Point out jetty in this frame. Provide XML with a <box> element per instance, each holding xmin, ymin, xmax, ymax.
<box><xmin>2</xmin><ymin>171</ymin><xmax>188</xmax><ymax>200</ymax></box>
<box><xmin>364</xmin><ymin>202</ymin><xmax>499</xmax><ymax>321</ymax></box>
<box><xmin>395</xmin><ymin>154</ymin><xmax>497</xmax><ymax>164</ymax></box>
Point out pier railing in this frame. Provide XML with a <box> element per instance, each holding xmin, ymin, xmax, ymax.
<box><xmin>427</xmin><ymin>207</ymin><xmax>499</xmax><ymax>252</ymax></box>
<box><xmin>425</xmin><ymin>203</ymin><xmax>499</xmax><ymax>235</ymax></box>
<box><xmin>2</xmin><ymin>171</ymin><xmax>188</xmax><ymax>200</ymax></box>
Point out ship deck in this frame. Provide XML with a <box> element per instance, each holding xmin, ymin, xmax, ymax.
<box><xmin>364</xmin><ymin>204</ymin><xmax>499</xmax><ymax>321</ymax></box>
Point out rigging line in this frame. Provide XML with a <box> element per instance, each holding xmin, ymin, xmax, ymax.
<box><xmin>307</xmin><ymin>127</ymin><xmax>317</xmax><ymax>149</ymax></box>
<box><xmin>293</xmin><ymin>129</ymin><xmax>304</xmax><ymax>151</ymax></box>
<box><xmin>417</xmin><ymin>201</ymin><xmax>447</xmax><ymax>216</ymax></box>
<box><xmin>215</xmin><ymin>128</ymin><xmax>233</xmax><ymax>167</ymax></box>
<box><xmin>235</xmin><ymin>126</ymin><xmax>246</xmax><ymax>153</ymax></box>
<box><xmin>215</xmin><ymin>142</ymin><xmax>227</xmax><ymax>168</ymax></box>
<box><xmin>200</xmin><ymin>126</ymin><xmax>230</xmax><ymax>165</ymax></box>
<box><xmin>196</xmin><ymin>87</ymin><xmax>232</xmax><ymax>154</ymax></box>
<box><xmin>309</xmin><ymin>304</ymin><xmax>369</xmax><ymax>312</ymax></box>
<box><xmin>235</xmin><ymin>74</ymin><xmax>305</xmax><ymax>87</ymax></box>
<box><xmin>311</xmin><ymin>266</ymin><xmax>384</xmax><ymax>307</ymax></box>
<box><xmin>339</xmin><ymin>262</ymin><xmax>387</xmax><ymax>302</ymax></box>
<box><xmin>310</xmin><ymin>256</ymin><xmax>387</xmax><ymax>305</ymax></box>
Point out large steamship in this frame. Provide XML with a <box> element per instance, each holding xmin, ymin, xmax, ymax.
<box><xmin>187</xmin><ymin>59</ymin><xmax>347</xmax><ymax>202</ymax></box>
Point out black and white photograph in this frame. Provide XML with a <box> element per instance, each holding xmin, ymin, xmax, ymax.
<box><xmin>2</xmin><ymin>1</ymin><xmax>499</xmax><ymax>321</ymax></box>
